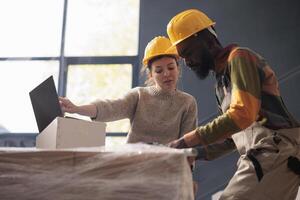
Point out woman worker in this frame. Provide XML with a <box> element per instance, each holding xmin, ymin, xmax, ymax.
<box><xmin>59</xmin><ymin>36</ymin><xmax>198</xmax><ymax>145</ymax></box>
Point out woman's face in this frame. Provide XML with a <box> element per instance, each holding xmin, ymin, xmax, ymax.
<box><xmin>150</xmin><ymin>56</ymin><xmax>179</xmax><ymax>91</ymax></box>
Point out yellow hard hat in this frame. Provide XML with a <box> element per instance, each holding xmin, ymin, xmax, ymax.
<box><xmin>167</xmin><ymin>9</ymin><xmax>215</xmax><ymax>46</ymax></box>
<box><xmin>143</xmin><ymin>36</ymin><xmax>179</xmax><ymax>66</ymax></box>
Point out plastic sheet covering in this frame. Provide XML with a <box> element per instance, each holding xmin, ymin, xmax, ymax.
<box><xmin>0</xmin><ymin>143</ymin><xmax>194</xmax><ymax>200</ymax></box>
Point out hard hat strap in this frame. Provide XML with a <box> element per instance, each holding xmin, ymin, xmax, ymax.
<box><xmin>207</xmin><ymin>27</ymin><xmax>218</xmax><ymax>38</ymax></box>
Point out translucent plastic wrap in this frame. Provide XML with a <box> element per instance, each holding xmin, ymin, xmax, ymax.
<box><xmin>0</xmin><ymin>144</ymin><xmax>194</xmax><ymax>200</ymax></box>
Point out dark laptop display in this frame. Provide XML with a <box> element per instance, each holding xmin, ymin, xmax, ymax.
<box><xmin>29</xmin><ymin>76</ymin><xmax>63</xmax><ymax>133</ymax></box>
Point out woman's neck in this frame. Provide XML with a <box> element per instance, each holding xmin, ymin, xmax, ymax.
<box><xmin>153</xmin><ymin>85</ymin><xmax>176</xmax><ymax>95</ymax></box>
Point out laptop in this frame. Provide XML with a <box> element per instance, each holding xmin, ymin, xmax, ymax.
<box><xmin>29</xmin><ymin>76</ymin><xmax>63</xmax><ymax>133</ymax></box>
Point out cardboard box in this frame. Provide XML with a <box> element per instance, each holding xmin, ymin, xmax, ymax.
<box><xmin>36</xmin><ymin>117</ymin><xmax>106</xmax><ymax>149</ymax></box>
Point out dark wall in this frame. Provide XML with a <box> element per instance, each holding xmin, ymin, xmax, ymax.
<box><xmin>138</xmin><ymin>0</ymin><xmax>300</xmax><ymax>199</ymax></box>
<box><xmin>138</xmin><ymin>0</ymin><xmax>300</xmax><ymax>122</ymax></box>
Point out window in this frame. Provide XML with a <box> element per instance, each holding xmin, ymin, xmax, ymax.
<box><xmin>0</xmin><ymin>61</ymin><xmax>59</xmax><ymax>132</ymax></box>
<box><xmin>65</xmin><ymin>0</ymin><xmax>139</xmax><ymax>56</ymax></box>
<box><xmin>66</xmin><ymin>64</ymin><xmax>132</xmax><ymax>133</ymax></box>
<box><xmin>0</xmin><ymin>0</ymin><xmax>63</xmax><ymax>57</ymax></box>
<box><xmin>0</xmin><ymin>0</ymin><xmax>140</xmax><ymax>147</ymax></box>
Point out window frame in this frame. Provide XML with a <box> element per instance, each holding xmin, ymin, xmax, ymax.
<box><xmin>0</xmin><ymin>0</ymin><xmax>140</xmax><ymax>138</ymax></box>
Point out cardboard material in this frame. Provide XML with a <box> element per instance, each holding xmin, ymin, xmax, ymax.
<box><xmin>36</xmin><ymin>117</ymin><xmax>106</xmax><ymax>149</ymax></box>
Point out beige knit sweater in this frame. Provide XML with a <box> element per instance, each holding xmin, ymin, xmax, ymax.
<box><xmin>92</xmin><ymin>86</ymin><xmax>198</xmax><ymax>144</ymax></box>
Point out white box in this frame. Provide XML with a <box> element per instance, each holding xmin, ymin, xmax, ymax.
<box><xmin>36</xmin><ymin>117</ymin><xmax>106</xmax><ymax>149</ymax></box>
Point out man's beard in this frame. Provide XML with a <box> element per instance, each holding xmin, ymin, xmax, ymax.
<box><xmin>189</xmin><ymin>49</ymin><xmax>214</xmax><ymax>80</ymax></box>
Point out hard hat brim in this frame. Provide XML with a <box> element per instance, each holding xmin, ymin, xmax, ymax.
<box><xmin>143</xmin><ymin>53</ymin><xmax>180</xmax><ymax>66</ymax></box>
<box><xmin>171</xmin><ymin>22</ymin><xmax>216</xmax><ymax>47</ymax></box>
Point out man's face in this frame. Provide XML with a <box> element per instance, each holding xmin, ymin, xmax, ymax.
<box><xmin>176</xmin><ymin>36</ymin><xmax>214</xmax><ymax>79</ymax></box>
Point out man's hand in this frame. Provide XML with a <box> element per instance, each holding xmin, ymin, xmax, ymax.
<box><xmin>168</xmin><ymin>129</ymin><xmax>203</xmax><ymax>149</ymax></box>
<box><xmin>168</xmin><ymin>137</ymin><xmax>188</xmax><ymax>149</ymax></box>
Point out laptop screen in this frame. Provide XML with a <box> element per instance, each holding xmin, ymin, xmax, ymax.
<box><xmin>29</xmin><ymin>76</ymin><xmax>63</xmax><ymax>133</ymax></box>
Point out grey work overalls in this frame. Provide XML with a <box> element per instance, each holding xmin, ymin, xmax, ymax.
<box><xmin>220</xmin><ymin>123</ymin><xmax>300</xmax><ymax>200</ymax></box>
<box><xmin>215</xmin><ymin>69</ymin><xmax>300</xmax><ymax>200</ymax></box>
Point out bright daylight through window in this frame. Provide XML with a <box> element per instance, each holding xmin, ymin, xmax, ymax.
<box><xmin>0</xmin><ymin>0</ymin><xmax>139</xmax><ymax>140</ymax></box>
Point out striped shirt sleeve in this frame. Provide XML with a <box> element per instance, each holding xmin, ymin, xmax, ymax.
<box><xmin>197</xmin><ymin>48</ymin><xmax>261</xmax><ymax>145</ymax></box>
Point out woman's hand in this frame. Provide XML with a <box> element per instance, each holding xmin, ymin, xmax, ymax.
<box><xmin>59</xmin><ymin>97</ymin><xmax>78</xmax><ymax>114</ymax></box>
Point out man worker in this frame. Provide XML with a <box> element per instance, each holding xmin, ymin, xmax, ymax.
<box><xmin>167</xmin><ymin>9</ymin><xmax>300</xmax><ymax>200</ymax></box>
